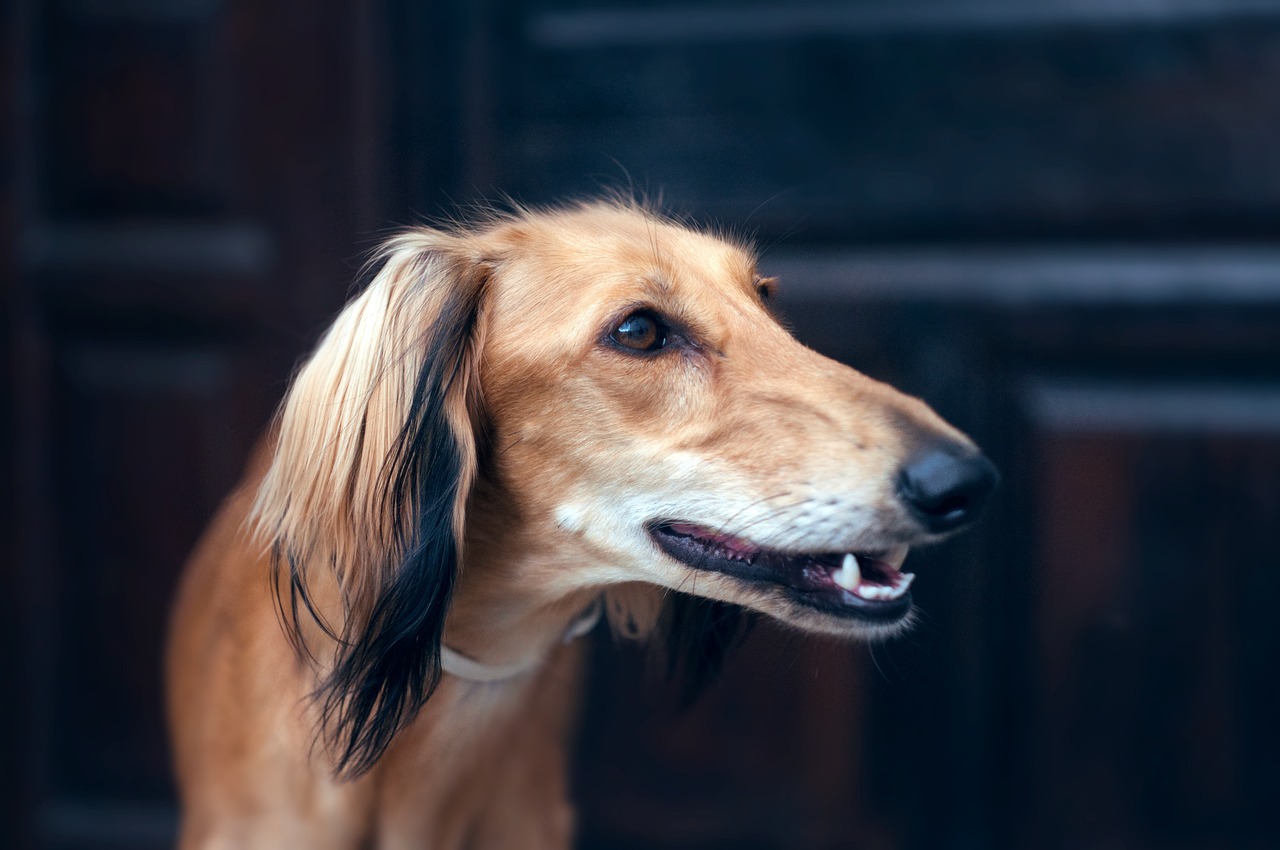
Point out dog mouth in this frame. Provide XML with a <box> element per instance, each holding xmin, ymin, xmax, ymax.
<box><xmin>649</xmin><ymin>521</ymin><xmax>914</xmax><ymax>623</ymax></box>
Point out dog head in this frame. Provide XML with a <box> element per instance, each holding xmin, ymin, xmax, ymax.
<box><xmin>253</xmin><ymin>200</ymin><xmax>996</xmax><ymax>774</ymax></box>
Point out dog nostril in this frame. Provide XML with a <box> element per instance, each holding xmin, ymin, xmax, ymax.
<box><xmin>897</xmin><ymin>443</ymin><xmax>999</xmax><ymax>533</ymax></box>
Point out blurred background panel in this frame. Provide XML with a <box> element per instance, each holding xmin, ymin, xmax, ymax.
<box><xmin>5</xmin><ymin>1</ymin><xmax>1280</xmax><ymax>849</ymax></box>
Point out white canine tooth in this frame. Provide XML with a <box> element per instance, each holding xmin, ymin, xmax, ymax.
<box><xmin>832</xmin><ymin>553</ymin><xmax>861</xmax><ymax>591</ymax></box>
<box><xmin>843</xmin><ymin>552</ymin><xmax>860</xmax><ymax>583</ymax></box>
<box><xmin>900</xmin><ymin>573</ymin><xmax>916</xmax><ymax>590</ymax></box>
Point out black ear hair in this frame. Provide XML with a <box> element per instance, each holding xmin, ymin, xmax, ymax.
<box><xmin>662</xmin><ymin>594</ymin><xmax>753</xmax><ymax>706</ymax></box>
<box><xmin>316</xmin><ymin>291</ymin><xmax>480</xmax><ymax>776</ymax></box>
<box><xmin>257</xmin><ymin>236</ymin><xmax>487</xmax><ymax>778</ymax></box>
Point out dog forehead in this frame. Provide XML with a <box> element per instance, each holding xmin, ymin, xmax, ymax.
<box><xmin>488</xmin><ymin>209</ymin><xmax>759</xmax><ymax>318</ymax></box>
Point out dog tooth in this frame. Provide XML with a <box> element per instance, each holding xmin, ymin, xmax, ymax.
<box><xmin>832</xmin><ymin>553</ymin><xmax>861</xmax><ymax>591</ymax></box>
<box><xmin>877</xmin><ymin>574</ymin><xmax>916</xmax><ymax>601</ymax></box>
<box><xmin>845</xmin><ymin>553</ymin><xmax>862</xmax><ymax>585</ymax></box>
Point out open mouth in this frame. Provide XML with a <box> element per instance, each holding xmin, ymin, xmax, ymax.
<box><xmin>649</xmin><ymin>521</ymin><xmax>914</xmax><ymax>623</ymax></box>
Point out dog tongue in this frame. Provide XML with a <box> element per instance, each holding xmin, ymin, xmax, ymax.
<box><xmin>666</xmin><ymin>522</ymin><xmax>761</xmax><ymax>557</ymax></box>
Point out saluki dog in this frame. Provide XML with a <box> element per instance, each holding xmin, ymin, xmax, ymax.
<box><xmin>167</xmin><ymin>200</ymin><xmax>997</xmax><ymax>848</ymax></box>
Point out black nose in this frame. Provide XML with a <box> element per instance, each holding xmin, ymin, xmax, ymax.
<box><xmin>897</xmin><ymin>443</ymin><xmax>999</xmax><ymax>533</ymax></box>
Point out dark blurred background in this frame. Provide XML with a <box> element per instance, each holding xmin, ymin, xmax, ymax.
<box><xmin>5</xmin><ymin>1</ymin><xmax>1280</xmax><ymax>848</ymax></box>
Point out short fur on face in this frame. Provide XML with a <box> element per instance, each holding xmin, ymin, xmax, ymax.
<box><xmin>170</xmin><ymin>199</ymin><xmax>994</xmax><ymax>848</ymax></box>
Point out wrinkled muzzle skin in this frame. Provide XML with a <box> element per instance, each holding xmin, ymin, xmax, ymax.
<box><xmin>468</xmin><ymin>207</ymin><xmax>987</xmax><ymax>640</ymax></box>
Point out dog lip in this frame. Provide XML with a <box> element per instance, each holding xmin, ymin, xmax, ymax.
<box><xmin>648</xmin><ymin>521</ymin><xmax>914</xmax><ymax>623</ymax></box>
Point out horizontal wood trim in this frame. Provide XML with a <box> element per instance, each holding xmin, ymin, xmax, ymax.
<box><xmin>765</xmin><ymin>247</ymin><xmax>1280</xmax><ymax>305</ymax></box>
<box><xmin>530</xmin><ymin>0</ymin><xmax>1280</xmax><ymax>49</ymax></box>
<box><xmin>64</xmin><ymin>345</ymin><xmax>232</xmax><ymax>393</ymax></box>
<box><xmin>39</xmin><ymin>800</ymin><xmax>176</xmax><ymax>848</ymax></box>
<box><xmin>63</xmin><ymin>0</ymin><xmax>221</xmax><ymax>24</ymax></box>
<box><xmin>1026</xmin><ymin>380</ymin><xmax>1280</xmax><ymax>432</ymax></box>
<box><xmin>23</xmin><ymin>222</ymin><xmax>273</xmax><ymax>277</ymax></box>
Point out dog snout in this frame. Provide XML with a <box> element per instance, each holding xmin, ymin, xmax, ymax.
<box><xmin>896</xmin><ymin>441</ymin><xmax>999</xmax><ymax>534</ymax></box>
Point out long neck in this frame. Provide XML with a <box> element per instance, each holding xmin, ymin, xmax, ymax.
<box><xmin>442</xmin><ymin>483</ymin><xmax>603</xmax><ymax>670</ymax></box>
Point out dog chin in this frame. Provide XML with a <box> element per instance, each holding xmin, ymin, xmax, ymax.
<box><xmin>771</xmin><ymin>597</ymin><xmax>919</xmax><ymax>640</ymax></box>
<box><xmin>704</xmin><ymin>579</ymin><xmax>918</xmax><ymax>640</ymax></box>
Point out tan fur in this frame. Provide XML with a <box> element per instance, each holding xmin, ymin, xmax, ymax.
<box><xmin>167</xmin><ymin>201</ymin><xmax>976</xmax><ymax>848</ymax></box>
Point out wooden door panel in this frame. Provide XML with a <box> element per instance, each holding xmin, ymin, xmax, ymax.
<box><xmin>48</xmin><ymin>341</ymin><xmax>252</xmax><ymax>798</ymax></box>
<box><xmin>1026</xmin><ymin>398</ymin><xmax>1280</xmax><ymax>849</ymax></box>
<box><xmin>576</xmin><ymin>623</ymin><xmax>871</xmax><ymax>850</ymax></box>
<box><xmin>506</xmin><ymin>7</ymin><xmax>1280</xmax><ymax>243</ymax></box>
<box><xmin>10</xmin><ymin>1</ymin><xmax>379</xmax><ymax>848</ymax></box>
<box><xmin>42</xmin><ymin>3</ymin><xmax>233</xmax><ymax>219</ymax></box>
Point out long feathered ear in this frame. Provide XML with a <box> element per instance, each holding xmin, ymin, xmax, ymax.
<box><xmin>251</xmin><ymin>230</ymin><xmax>488</xmax><ymax>777</ymax></box>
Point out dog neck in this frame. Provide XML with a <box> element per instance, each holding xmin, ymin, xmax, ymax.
<box><xmin>441</xmin><ymin>513</ymin><xmax>607</xmax><ymax>683</ymax></box>
<box><xmin>439</xmin><ymin>595</ymin><xmax>601</xmax><ymax>682</ymax></box>
<box><xmin>432</xmin><ymin>473</ymin><xmax>614</xmax><ymax>683</ymax></box>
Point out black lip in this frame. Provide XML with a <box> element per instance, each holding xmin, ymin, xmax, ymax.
<box><xmin>783</xmin><ymin>585</ymin><xmax>912</xmax><ymax>623</ymax></box>
<box><xmin>649</xmin><ymin>522</ymin><xmax>913</xmax><ymax>624</ymax></box>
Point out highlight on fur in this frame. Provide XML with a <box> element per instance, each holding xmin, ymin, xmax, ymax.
<box><xmin>251</xmin><ymin>232</ymin><xmax>488</xmax><ymax>776</ymax></box>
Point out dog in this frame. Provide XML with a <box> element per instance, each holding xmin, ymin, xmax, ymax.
<box><xmin>166</xmin><ymin>199</ymin><xmax>996</xmax><ymax>848</ymax></box>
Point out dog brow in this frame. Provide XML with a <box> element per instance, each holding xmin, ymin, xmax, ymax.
<box><xmin>647</xmin><ymin>273</ymin><xmax>673</xmax><ymax>292</ymax></box>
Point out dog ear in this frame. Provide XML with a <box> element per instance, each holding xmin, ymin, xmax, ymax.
<box><xmin>252</xmin><ymin>230</ymin><xmax>488</xmax><ymax>777</ymax></box>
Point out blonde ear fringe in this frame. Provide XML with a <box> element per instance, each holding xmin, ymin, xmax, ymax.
<box><xmin>252</xmin><ymin>233</ymin><xmax>470</xmax><ymax>624</ymax></box>
<box><xmin>248</xmin><ymin>228</ymin><xmax>488</xmax><ymax>776</ymax></box>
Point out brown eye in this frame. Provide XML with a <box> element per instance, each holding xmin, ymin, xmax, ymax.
<box><xmin>610</xmin><ymin>310</ymin><xmax>668</xmax><ymax>353</ymax></box>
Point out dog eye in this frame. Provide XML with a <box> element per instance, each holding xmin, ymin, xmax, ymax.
<box><xmin>610</xmin><ymin>310</ymin><xmax>668</xmax><ymax>353</ymax></box>
<box><xmin>755</xmin><ymin>276</ymin><xmax>777</xmax><ymax>302</ymax></box>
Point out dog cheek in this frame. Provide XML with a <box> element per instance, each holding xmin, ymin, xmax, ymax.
<box><xmin>589</xmin><ymin>352</ymin><xmax>715</xmax><ymax>426</ymax></box>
